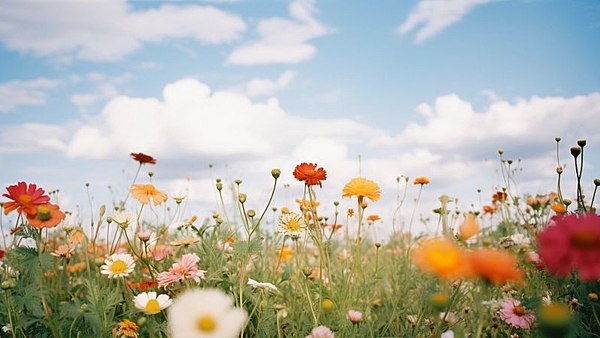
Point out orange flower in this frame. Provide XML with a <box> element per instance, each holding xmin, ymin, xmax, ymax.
<box><xmin>483</xmin><ymin>205</ymin><xmax>496</xmax><ymax>214</ymax></box>
<box><xmin>342</xmin><ymin>177</ymin><xmax>381</xmax><ymax>202</ymax></box>
<box><xmin>50</xmin><ymin>244</ymin><xmax>73</xmax><ymax>259</ymax></box>
<box><xmin>413</xmin><ymin>177</ymin><xmax>430</xmax><ymax>185</ymax></box>
<box><xmin>347</xmin><ymin>208</ymin><xmax>355</xmax><ymax>217</ymax></box>
<box><xmin>458</xmin><ymin>213</ymin><xmax>479</xmax><ymax>240</ymax></box>
<box><xmin>278</xmin><ymin>246</ymin><xmax>293</xmax><ymax>262</ymax></box>
<box><xmin>112</xmin><ymin>319</ymin><xmax>139</xmax><ymax>338</ymax></box>
<box><xmin>2</xmin><ymin>181</ymin><xmax>50</xmax><ymax>216</ymax></box>
<box><xmin>551</xmin><ymin>203</ymin><xmax>567</xmax><ymax>214</ymax></box>
<box><xmin>367</xmin><ymin>215</ymin><xmax>381</xmax><ymax>222</ymax></box>
<box><xmin>66</xmin><ymin>262</ymin><xmax>86</xmax><ymax>273</ymax></box>
<box><xmin>469</xmin><ymin>248</ymin><xmax>524</xmax><ymax>284</ymax></box>
<box><xmin>130</xmin><ymin>152</ymin><xmax>156</xmax><ymax>165</ymax></box>
<box><xmin>293</xmin><ymin>162</ymin><xmax>327</xmax><ymax>187</ymax></box>
<box><xmin>26</xmin><ymin>203</ymin><xmax>66</xmax><ymax>229</ymax></box>
<box><xmin>130</xmin><ymin>184</ymin><xmax>167</xmax><ymax>206</ymax></box>
<box><xmin>411</xmin><ymin>237</ymin><xmax>471</xmax><ymax>280</ymax></box>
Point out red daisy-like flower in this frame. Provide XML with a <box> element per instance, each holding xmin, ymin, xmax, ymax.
<box><xmin>2</xmin><ymin>181</ymin><xmax>50</xmax><ymax>216</ymax></box>
<box><xmin>293</xmin><ymin>163</ymin><xmax>327</xmax><ymax>187</ymax></box>
<box><xmin>130</xmin><ymin>152</ymin><xmax>157</xmax><ymax>165</ymax></box>
<box><xmin>537</xmin><ymin>212</ymin><xmax>600</xmax><ymax>281</ymax></box>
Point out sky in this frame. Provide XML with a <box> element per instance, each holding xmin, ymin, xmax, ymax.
<box><xmin>1</xmin><ymin>0</ymin><xmax>600</xmax><ymax>238</ymax></box>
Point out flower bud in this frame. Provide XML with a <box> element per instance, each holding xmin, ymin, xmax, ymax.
<box><xmin>577</xmin><ymin>139</ymin><xmax>587</xmax><ymax>147</ymax></box>
<box><xmin>247</xmin><ymin>209</ymin><xmax>256</xmax><ymax>218</ymax></box>
<box><xmin>238</xmin><ymin>193</ymin><xmax>247</xmax><ymax>203</ymax></box>
<box><xmin>271</xmin><ymin>169</ymin><xmax>281</xmax><ymax>179</ymax></box>
<box><xmin>570</xmin><ymin>146</ymin><xmax>581</xmax><ymax>157</ymax></box>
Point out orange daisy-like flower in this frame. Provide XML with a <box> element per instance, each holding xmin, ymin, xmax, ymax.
<box><xmin>26</xmin><ymin>203</ymin><xmax>66</xmax><ymax>229</ymax></box>
<box><xmin>293</xmin><ymin>163</ymin><xmax>327</xmax><ymax>187</ymax></box>
<box><xmin>458</xmin><ymin>213</ymin><xmax>479</xmax><ymax>240</ymax></box>
<box><xmin>413</xmin><ymin>177</ymin><xmax>430</xmax><ymax>185</ymax></box>
<box><xmin>112</xmin><ymin>319</ymin><xmax>139</xmax><ymax>338</ymax></box>
<box><xmin>130</xmin><ymin>184</ymin><xmax>168</xmax><ymax>206</ymax></box>
<box><xmin>468</xmin><ymin>248</ymin><xmax>524</xmax><ymax>284</ymax></box>
<box><xmin>367</xmin><ymin>215</ymin><xmax>381</xmax><ymax>222</ymax></box>
<box><xmin>483</xmin><ymin>205</ymin><xmax>497</xmax><ymax>214</ymax></box>
<box><xmin>411</xmin><ymin>236</ymin><xmax>471</xmax><ymax>280</ymax></box>
<box><xmin>2</xmin><ymin>181</ymin><xmax>50</xmax><ymax>216</ymax></box>
<box><xmin>130</xmin><ymin>152</ymin><xmax>156</xmax><ymax>165</ymax></box>
<box><xmin>342</xmin><ymin>177</ymin><xmax>381</xmax><ymax>202</ymax></box>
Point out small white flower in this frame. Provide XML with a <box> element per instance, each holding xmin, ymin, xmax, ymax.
<box><xmin>168</xmin><ymin>288</ymin><xmax>248</xmax><ymax>338</ymax></box>
<box><xmin>100</xmin><ymin>253</ymin><xmax>135</xmax><ymax>278</ymax></box>
<box><xmin>133</xmin><ymin>291</ymin><xmax>173</xmax><ymax>314</ymax></box>
<box><xmin>247</xmin><ymin>278</ymin><xmax>278</xmax><ymax>291</ymax></box>
<box><xmin>277</xmin><ymin>212</ymin><xmax>307</xmax><ymax>239</ymax></box>
<box><xmin>510</xmin><ymin>233</ymin><xmax>530</xmax><ymax>245</ymax></box>
<box><xmin>111</xmin><ymin>212</ymin><xmax>136</xmax><ymax>228</ymax></box>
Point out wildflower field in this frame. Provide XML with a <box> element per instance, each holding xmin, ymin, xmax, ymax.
<box><xmin>1</xmin><ymin>138</ymin><xmax>600</xmax><ymax>338</ymax></box>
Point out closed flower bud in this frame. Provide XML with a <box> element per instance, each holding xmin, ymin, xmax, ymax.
<box><xmin>302</xmin><ymin>267</ymin><xmax>313</xmax><ymax>277</ymax></box>
<box><xmin>594</xmin><ymin>178</ymin><xmax>600</xmax><ymax>186</ymax></box>
<box><xmin>271</xmin><ymin>169</ymin><xmax>281</xmax><ymax>179</ymax></box>
<box><xmin>238</xmin><ymin>193</ymin><xmax>247</xmax><ymax>203</ymax></box>
<box><xmin>247</xmin><ymin>209</ymin><xmax>256</xmax><ymax>218</ymax></box>
<box><xmin>570</xmin><ymin>146</ymin><xmax>581</xmax><ymax>157</ymax></box>
<box><xmin>577</xmin><ymin>139</ymin><xmax>587</xmax><ymax>147</ymax></box>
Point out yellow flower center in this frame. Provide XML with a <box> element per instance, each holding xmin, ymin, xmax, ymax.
<box><xmin>37</xmin><ymin>206</ymin><xmax>51</xmax><ymax>220</ymax></box>
<box><xmin>287</xmin><ymin>219</ymin><xmax>300</xmax><ymax>231</ymax></box>
<box><xmin>196</xmin><ymin>315</ymin><xmax>216</xmax><ymax>332</ymax></box>
<box><xmin>570</xmin><ymin>229</ymin><xmax>599</xmax><ymax>249</ymax></box>
<box><xmin>110</xmin><ymin>259</ymin><xmax>128</xmax><ymax>274</ymax></box>
<box><xmin>18</xmin><ymin>194</ymin><xmax>32</xmax><ymax>204</ymax></box>
<box><xmin>145</xmin><ymin>299</ymin><xmax>160</xmax><ymax>314</ymax></box>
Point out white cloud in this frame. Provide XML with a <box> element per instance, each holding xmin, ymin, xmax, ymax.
<box><xmin>0</xmin><ymin>78</ymin><xmax>60</xmax><ymax>112</ymax></box>
<box><xmin>0</xmin><ymin>123</ymin><xmax>68</xmax><ymax>153</ymax></box>
<box><xmin>244</xmin><ymin>70</ymin><xmax>297</xmax><ymax>97</ymax></box>
<box><xmin>227</xmin><ymin>0</ymin><xmax>332</xmax><ymax>65</ymax></box>
<box><xmin>69</xmin><ymin>73</ymin><xmax>132</xmax><ymax>111</ymax></box>
<box><xmin>398</xmin><ymin>0</ymin><xmax>495</xmax><ymax>43</ymax></box>
<box><xmin>0</xmin><ymin>0</ymin><xmax>246</xmax><ymax>61</ymax></box>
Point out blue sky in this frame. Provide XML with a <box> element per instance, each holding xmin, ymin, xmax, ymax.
<box><xmin>1</xmin><ymin>0</ymin><xmax>600</xmax><ymax>236</ymax></box>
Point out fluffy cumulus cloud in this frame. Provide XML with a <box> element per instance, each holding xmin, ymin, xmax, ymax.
<box><xmin>227</xmin><ymin>0</ymin><xmax>333</xmax><ymax>65</ymax></box>
<box><xmin>244</xmin><ymin>71</ymin><xmax>297</xmax><ymax>97</ymax></box>
<box><xmin>0</xmin><ymin>78</ymin><xmax>60</xmax><ymax>112</ymax></box>
<box><xmin>398</xmin><ymin>0</ymin><xmax>495</xmax><ymax>43</ymax></box>
<box><xmin>0</xmin><ymin>0</ymin><xmax>246</xmax><ymax>61</ymax></box>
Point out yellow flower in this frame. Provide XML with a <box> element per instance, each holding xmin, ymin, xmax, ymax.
<box><xmin>458</xmin><ymin>213</ymin><xmax>479</xmax><ymax>240</ymax></box>
<box><xmin>112</xmin><ymin>319</ymin><xmax>139</xmax><ymax>338</ymax></box>
<box><xmin>342</xmin><ymin>177</ymin><xmax>381</xmax><ymax>202</ymax></box>
<box><xmin>130</xmin><ymin>184</ymin><xmax>168</xmax><ymax>206</ymax></box>
<box><xmin>411</xmin><ymin>236</ymin><xmax>471</xmax><ymax>280</ymax></box>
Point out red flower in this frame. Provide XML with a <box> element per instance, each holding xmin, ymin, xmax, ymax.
<box><xmin>293</xmin><ymin>163</ymin><xmax>327</xmax><ymax>187</ymax></box>
<box><xmin>26</xmin><ymin>203</ymin><xmax>66</xmax><ymax>229</ymax></box>
<box><xmin>2</xmin><ymin>182</ymin><xmax>50</xmax><ymax>216</ymax></box>
<box><xmin>130</xmin><ymin>152</ymin><xmax>156</xmax><ymax>165</ymax></box>
<box><xmin>538</xmin><ymin>212</ymin><xmax>600</xmax><ymax>281</ymax></box>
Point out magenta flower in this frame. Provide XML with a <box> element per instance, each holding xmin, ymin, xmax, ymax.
<box><xmin>537</xmin><ymin>212</ymin><xmax>600</xmax><ymax>281</ymax></box>
<box><xmin>498</xmin><ymin>298</ymin><xmax>535</xmax><ymax>329</ymax></box>
<box><xmin>157</xmin><ymin>253</ymin><xmax>206</xmax><ymax>288</ymax></box>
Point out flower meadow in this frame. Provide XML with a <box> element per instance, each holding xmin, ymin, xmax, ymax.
<box><xmin>1</xmin><ymin>139</ymin><xmax>600</xmax><ymax>338</ymax></box>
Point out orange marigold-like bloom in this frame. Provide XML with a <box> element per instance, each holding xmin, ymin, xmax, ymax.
<box><xmin>2</xmin><ymin>181</ymin><xmax>50</xmax><ymax>216</ymax></box>
<box><xmin>342</xmin><ymin>177</ymin><xmax>381</xmax><ymax>202</ymax></box>
<box><xmin>130</xmin><ymin>152</ymin><xmax>156</xmax><ymax>165</ymax></box>
<box><xmin>367</xmin><ymin>215</ymin><xmax>381</xmax><ymax>222</ymax></box>
<box><xmin>112</xmin><ymin>319</ymin><xmax>139</xmax><ymax>338</ymax></box>
<box><xmin>550</xmin><ymin>203</ymin><xmax>567</xmax><ymax>214</ymax></box>
<box><xmin>483</xmin><ymin>205</ymin><xmax>496</xmax><ymax>214</ymax></box>
<box><xmin>469</xmin><ymin>248</ymin><xmax>524</xmax><ymax>284</ymax></box>
<box><xmin>492</xmin><ymin>191</ymin><xmax>508</xmax><ymax>204</ymax></box>
<box><xmin>130</xmin><ymin>184</ymin><xmax>167</xmax><ymax>206</ymax></box>
<box><xmin>26</xmin><ymin>203</ymin><xmax>66</xmax><ymax>229</ymax></box>
<box><xmin>458</xmin><ymin>213</ymin><xmax>479</xmax><ymax>240</ymax></box>
<box><xmin>293</xmin><ymin>163</ymin><xmax>327</xmax><ymax>187</ymax></box>
<box><xmin>347</xmin><ymin>208</ymin><xmax>355</xmax><ymax>217</ymax></box>
<box><xmin>413</xmin><ymin>176</ymin><xmax>430</xmax><ymax>185</ymax></box>
<box><xmin>411</xmin><ymin>236</ymin><xmax>471</xmax><ymax>280</ymax></box>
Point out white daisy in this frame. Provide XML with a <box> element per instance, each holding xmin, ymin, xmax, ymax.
<box><xmin>133</xmin><ymin>291</ymin><xmax>173</xmax><ymax>314</ymax></box>
<box><xmin>247</xmin><ymin>278</ymin><xmax>278</xmax><ymax>291</ymax></box>
<box><xmin>276</xmin><ymin>212</ymin><xmax>307</xmax><ymax>239</ymax></box>
<box><xmin>167</xmin><ymin>288</ymin><xmax>248</xmax><ymax>338</ymax></box>
<box><xmin>100</xmin><ymin>253</ymin><xmax>135</xmax><ymax>278</ymax></box>
<box><xmin>111</xmin><ymin>212</ymin><xmax>136</xmax><ymax>229</ymax></box>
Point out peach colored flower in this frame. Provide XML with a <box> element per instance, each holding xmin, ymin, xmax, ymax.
<box><xmin>458</xmin><ymin>213</ymin><xmax>479</xmax><ymax>240</ymax></box>
<box><xmin>130</xmin><ymin>184</ymin><xmax>167</xmax><ymax>206</ymax></box>
<box><xmin>157</xmin><ymin>253</ymin><xmax>205</xmax><ymax>288</ymax></box>
<box><xmin>26</xmin><ymin>203</ymin><xmax>66</xmax><ymax>229</ymax></box>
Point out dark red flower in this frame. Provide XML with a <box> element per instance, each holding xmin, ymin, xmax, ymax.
<box><xmin>2</xmin><ymin>182</ymin><xmax>50</xmax><ymax>216</ymax></box>
<box><xmin>130</xmin><ymin>152</ymin><xmax>156</xmax><ymax>165</ymax></box>
<box><xmin>293</xmin><ymin>163</ymin><xmax>327</xmax><ymax>187</ymax></box>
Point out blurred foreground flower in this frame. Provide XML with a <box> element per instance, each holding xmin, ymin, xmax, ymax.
<box><xmin>537</xmin><ymin>212</ymin><xmax>600</xmax><ymax>281</ymax></box>
<box><xmin>411</xmin><ymin>236</ymin><xmax>470</xmax><ymax>280</ymax></box>
<box><xmin>2</xmin><ymin>181</ymin><xmax>50</xmax><ymax>216</ymax></box>
<box><xmin>130</xmin><ymin>184</ymin><xmax>168</xmax><ymax>206</ymax></box>
<box><xmin>469</xmin><ymin>248</ymin><xmax>523</xmax><ymax>285</ymax></box>
<box><xmin>293</xmin><ymin>162</ymin><xmax>327</xmax><ymax>187</ymax></box>
<box><xmin>167</xmin><ymin>288</ymin><xmax>248</xmax><ymax>338</ymax></box>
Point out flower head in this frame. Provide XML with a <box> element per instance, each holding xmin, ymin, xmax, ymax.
<box><xmin>411</xmin><ymin>236</ymin><xmax>471</xmax><ymax>280</ymax></box>
<box><xmin>277</xmin><ymin>212</ymin><xmax>307</xmax><ymax>239</ymax></box>
<box><xmin>346</xmin><ymin>309</ymin><xmax>363</xmax><ymax>323</ymax></box>
<box><xmin>111</xmin><ymin>212</ymin><xmax>136</xmax><ymax>229</ymax></box>
<box><xmin>458</xmin><ymin>213</ymin><xmax>479</xmax><ymax>240</ymax></box>
<box><xmin>2</xmin><ymin>181</ymin><xmax>50</xmax><ymax>216</ymax></box>
<box><xmin>157</xmin><ymin>253</ymin><xmax>205</xmax><ymax>288</ymax></box>
<box><xmin>130</xmin><ymin>152</ymin><xmax>156</xmax><ymax>165</ymax></box>
<box><xmin>537</xmin><ymin>212</ymin><xmax>600</xmax><ymax>281</ymax></box>
<box><xmin>26</xmin><ymin>203</ymin><xmax>66</xmax><ymax>229</ymax></box>
<box><xmin>130</xmin><ymin>184</ymin><xmax>168</xmax><ymax>206</ymax></box>
<box><xmin>498</xmin><ymin>298</ymin><xmax>535</xmax><ymax>329</ymax></box>
<box><xmin>133</xmin><ymin>291</ymin><xmax>173</xmax><ymax>315</ymax></box>
<box><xmin>469</xmin><ymin>248</ymin><xmax>523</xmax><ymax>284</ymax></box>
<box><xmin>293</xmin><ymin>163</ymin><xmax>327</xmax><ymax>187</ymax></box>
<box><xmin>306</xmin><ymin>325</ymin><xmax>335</xmax><ymax>338</ymax></box>
<box><xmin>101</xmin><ymin>253</ymin><xmax>136</xmax><ymax>278</ymax></box>
<box><xmin>247</xmin><ymin>278</ymin><xmax>278</xmax><ymax>291</ymax></box>
<box><xmin>342</xmin><ymin>177</ymin><xmax>381</xmax><ymax>202</ymax></box>
<box><xmin>112</xmin><ymin>319</ymin><xmax>139</xmax><ymax>338</ymax></box>
<box><xmin>167</xmin><ymin>288</ymin><xmax>248</xmax><ymax>338</ymax></box>
<box><xmin>413</xmin><ymin>176</ymin><xmax>430</xmax><ymax>185</ymax></box>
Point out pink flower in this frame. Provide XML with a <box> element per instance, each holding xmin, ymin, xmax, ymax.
<box><xmin>151</xmin><ymin>244</ymin><xmax>173</xmax><ymax>261</ymax></box>
<box><xmin>537</xmin><ymin>212</ymin><xmax>600</xmax><ymax>281</ymax></box>
<box><xmin>137</xmin><ymin>230</ymin><xmax>153</xmax><ymax>242</ymax></box>
<box><xmin>498</xmin><ymin>298</ymin><xmax>535</xmax><ymax>329</ymax></box>
<box><xmin>306</xmin><ymin>325</ymin><xmax>335</xmax><ymax>338</ymax></box>
<box><xmin>157</xmin><ymin>253</ymin><xmax>206</xmax><ymax>288</ymax></box>
<box><xmin>346</xmin><ymin>309</ymin><xmax>362</xmax><ymax>324</ymax></box>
